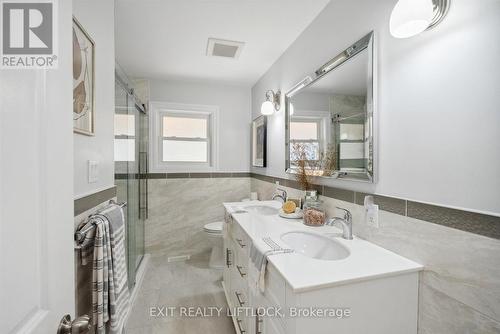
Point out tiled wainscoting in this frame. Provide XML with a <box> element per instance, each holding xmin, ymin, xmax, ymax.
<box><xmin>145</xmin><ymin>175</ymin><xmax>251</xmax><ymax>259</ymax></box>
<box><xmin>122</xmin><ymin>171</ymin><xmax>499</xmax><ymax>333</ymax></box>
<box><xmin>250</xmin><ymin>177</ymin><xmax>500</xmax><ymax>334</ymax></box>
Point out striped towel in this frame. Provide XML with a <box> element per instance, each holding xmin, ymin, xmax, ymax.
<box><xmin>249</xmin><ymin>241</ymin><xmax>293</xmax><ymax>294</ymax></box>
<box><xmin>76</xmin><ymin>204</ymin><xmax>130</xmax><ymax>334</ymax></box>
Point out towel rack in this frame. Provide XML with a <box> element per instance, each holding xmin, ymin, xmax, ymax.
<box><xmin>74</xmin><ymin>200</ymin><xmax>127</xmax><ymax>244</ymax></box>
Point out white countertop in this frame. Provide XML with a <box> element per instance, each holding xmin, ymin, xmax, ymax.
<box><xmin>224</xmin><ymin>200</ymin><xmax>423</xmax><ymax>293</ymax></box>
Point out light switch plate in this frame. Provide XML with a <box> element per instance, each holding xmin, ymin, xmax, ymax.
<box><xmin>88</xmin><ymin>160</ymin><xmax>99</xmax><ymax>183</ymax></box>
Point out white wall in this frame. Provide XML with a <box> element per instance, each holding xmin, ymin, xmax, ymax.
<box><xmin>252</xmin><ymin>0</ymin><xmax>500</xmax><ymax>215</ymax></box>
<box><xmin>149</xmin><ymin>79</ymin><xmax>252</xmax><ymax>172</ymax></box>
<box><xmin>73</xmin><ymin>0</ymin><xmax>115</xmax><ymax>198</ymax></box>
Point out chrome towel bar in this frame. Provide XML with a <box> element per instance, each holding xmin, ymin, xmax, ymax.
<box><xmin>74</xmin><ymin>200</ymin><xmax>126</xmax><ymax>245</ymax></box>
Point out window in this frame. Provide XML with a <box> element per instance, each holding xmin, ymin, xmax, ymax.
<box><xmin>339</xmin><ymin>123</ymin><xmax>364</xmax><ymax>141</ymax></box>
<box><xmin>161</xmin><ymin>114</ymin><xmax>209</xmax><ymax>162</ymax></box>
<box><xmin>290</xmin><ymin>118</ymin><xmax>322</xmax><ymax>162</ymax></box>
<box><xmin>114</xmin><ymin>114</ymin><xmax>135</xmax><ymax>162</ymax></box>
<box><xmin>150</xmin><ymin>102</ymin><xmax>218</xmax><ymax>172</ymax></box>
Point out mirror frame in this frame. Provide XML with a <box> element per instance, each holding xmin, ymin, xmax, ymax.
<box><xmin>285</xmin><ymin>31</ymin><xmax>376</xmax><ymax>183</ymax></box>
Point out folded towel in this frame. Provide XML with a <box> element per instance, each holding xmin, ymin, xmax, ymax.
<box><xmin>76</xmin><ymin>204</ymin><xmax>130</xmax><ymax>334</ymax></box>
<box><xmin>249</xmin><ymin>241</ymin><xmax>270</xmax><ymax>294</ymax></box>
<box><xmin>249</xmin><ymin>240</ymin><xmax>293</xmax><ymax>294</ymax></box>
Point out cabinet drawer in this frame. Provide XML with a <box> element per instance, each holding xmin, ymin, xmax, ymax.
<box><xmin>235</xmin><ymin>316</ymin><xmax>248</xmax><ymax>334</ymax></box>
<box><xmin>233</xmin><ymin>287</ymin><xmax>248</xmax><ymax>309</ymax></box>
<box><xmin>233</xmin><ymin>248</ymin><xmax>249</xmax><ymax>280</ymax></box>
<box><xmin>230</xmin><ymin>259</ymin><xmax>248</xmax><ymax>304</ymax></box>
<box><xmin>231</xmin><ymin>222</ymin><xmax>250</xmax><ymax>256</ymax></box>
<box><xmin>230</xmin><ymin>268</ymin><xmax>250</xmax><ymax>334</ymax></box>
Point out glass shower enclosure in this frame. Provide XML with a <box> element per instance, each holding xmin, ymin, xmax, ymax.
<box><xmin>114</xmin><ymin>74</ymin><xmax>148</xmax><ymax>289</ymax></box>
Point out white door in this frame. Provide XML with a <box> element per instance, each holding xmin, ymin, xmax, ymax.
<box><xmin>0</xmin><ymin>1</ymin><xmax>75</xmax><ymax>333</ymax></box>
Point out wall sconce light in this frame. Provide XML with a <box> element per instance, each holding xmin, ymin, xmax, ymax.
<box><xmin>390</xmin><ymin>0</ymin><xmax>450</xmax><ymax>39</ymax></box>
<box><xmin>261</xmin><ymin>90</ymin><xmax>281</xmax><ymax>116</ymax></box>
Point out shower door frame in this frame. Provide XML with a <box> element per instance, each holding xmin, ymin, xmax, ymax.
<box><xmin>114</xmin><ymin>75</ymin><xmax>148</xmax><ymax>288</ymax></box>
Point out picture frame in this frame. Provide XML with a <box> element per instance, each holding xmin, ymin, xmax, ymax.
<box><xmin>73</xmin><ymin>17</ymin><xmax>95</xmax><ymax>136</ymax></box>
<box><xmin>252</xmin><ymin>115</ymin><xmax>267</xmax><ymax>167</ymax></box>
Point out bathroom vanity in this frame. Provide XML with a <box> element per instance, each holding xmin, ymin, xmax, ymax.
<box><xmin>222</xmin><ymin>201</ymin><xmax>422</xmax><ymax>334</ymax></box>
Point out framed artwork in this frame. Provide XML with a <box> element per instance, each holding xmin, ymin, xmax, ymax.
<box><xmin>252</xmin><ymin>116</ymin><xmax>267</xmax><ymax>167</ymax></box>
<box><xmin>73</xmin><ymin>17</ymin><xmax>95</xmax><ymax>135</ymax></box>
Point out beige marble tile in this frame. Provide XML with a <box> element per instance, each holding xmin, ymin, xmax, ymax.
<box><xmin>146</xmin><ymin>178</ymin><xmax>250</xmax><ymax>258</ymax></box>
<box><xmin>251</xmin><ymin>178</ymin><xmax>276</xmax><ymax>201</ymax></box>
<box><xmin>126</xmin><ymin>317</ymin><xmax>235</xmax><ymax>334</ymax></box>
<box><xmin>125</xmin><ymin>253</ymin><xmax>234</xmax><ymax>334</ymax></box>
<box><xmin>349</xmin><ymin>207</ymin><xmax>500</xmax><ymax>323</ymax></box>
<box><xmin>419</xmin><ymin>282</ymin><xmax>500</xmax><ymax>334</ymax></box>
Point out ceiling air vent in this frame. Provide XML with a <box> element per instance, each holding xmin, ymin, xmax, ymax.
<box><xmin>206</xmin><ymin>38</ymin><xmax>244</xmax><ymax>59</ymax></box>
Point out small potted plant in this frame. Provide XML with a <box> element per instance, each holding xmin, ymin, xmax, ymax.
<box><xmin>292</xmin><ymin>143</ymin><xmax>327</xmax><ymax>226</ymax></box>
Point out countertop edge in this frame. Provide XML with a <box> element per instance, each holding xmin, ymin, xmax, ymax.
<box><xmin>279</xmin><ymin>265</ymin><xmax>424</xmax><ymax>294</ymax></box>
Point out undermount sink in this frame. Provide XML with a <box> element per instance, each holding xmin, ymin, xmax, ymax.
<box><xmin>280</xmin><ymin>231</ymin><xmax>350</xmax><ymax>261</ymax></box>
<box><xmin>243</xmin><ymin>205</ymin><xmax>279</xmax><ymax>216</ymax></box>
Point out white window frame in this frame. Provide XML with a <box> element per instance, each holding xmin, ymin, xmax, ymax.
<box><xmin>290</xmin><ymin>114</ymin><xmax>328</xmax><ymax>163</ymax></box>
<box><xmin>149</xmin><ymin>101</ymin><xmax>219</xmax><ymax>173</ymax></box>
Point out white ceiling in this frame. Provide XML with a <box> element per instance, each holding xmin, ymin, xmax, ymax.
<box><xmin>115</xmin><ymin>0</ymin><xmax>331</xmax><ymax>86</ymax></box>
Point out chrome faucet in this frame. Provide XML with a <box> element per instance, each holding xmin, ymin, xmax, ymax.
<box><xmin>326</xmin><ymin>207</ymin><xmax>353</xmax><ymax>240</ymax></box>
<box><xmin>272</xmin><ymin>188</ymin><xmax>287</xmax><ymax>203</ymax></box>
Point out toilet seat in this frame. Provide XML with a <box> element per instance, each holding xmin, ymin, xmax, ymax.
<box><xmin>204</xmin><ymin>221</ymin><xmax>223</xmax><ymax>234</ymax></box>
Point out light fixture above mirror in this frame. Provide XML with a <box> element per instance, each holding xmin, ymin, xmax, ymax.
<box><xmin>389</xmin><ymin>0</ymin><xmax>450</xmax><ymax>39</ymax></box>
<box><xmin>261</xmin><ymin>90</ymin><xmax>281</xmax><ymax>115</ymax></box>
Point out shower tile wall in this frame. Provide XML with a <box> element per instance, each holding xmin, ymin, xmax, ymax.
<box><xmin>146</xmin><ymin>177</ymin><xmax>251</xmax><ymax>258</ymax></box>
<box><xmin>251</xmin><ymin>178</ymin><xmax>500</xmax><ymax>334</ymax></box>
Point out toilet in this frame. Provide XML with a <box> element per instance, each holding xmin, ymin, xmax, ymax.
<box><xmin>203</xmin><ymin>221</ymin><xmax>224</xmax><ymax>269</ymax></box>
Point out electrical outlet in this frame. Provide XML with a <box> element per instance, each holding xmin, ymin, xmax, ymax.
<box><xmin>366</xmin><ymin>204</ymin><xmax>379</xmax><ymax>228</ymax></box>
<box><xmin>275</xmin><ymin>180</ymin><xmax>280</xmax><ymax>186</ymax></box>
<box><xmin>88</xmin><ymin>160</ymin><xmax>99</xmax><ymax>183</ymax></box>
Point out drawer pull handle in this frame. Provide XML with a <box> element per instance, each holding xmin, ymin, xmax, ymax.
<box><xmin>226</xmin><ymin>248</ymin><xmax>232</xmax><ymax>267</ymax></box>
<box><xmin>255</xmin><ymin>313</ymin><xmax>263</xmax><ymax>334</ymax></box>
<box><xmin>235</xmin><ymin>291</ymin><xmax>245</xmax><ymax>307</ymax></box>
<box><xmin>236</xmin><ymin>265</ymin><xmax>247</xmax><ymax>277</ymax></box>
<box><xmin>236</xmin><ymin>318</ymin><xmax>246</xmax><ymax>334</ymax></box>
<box><xmin>236</xmin><ymin>238</ymin><xmax>246</xmax><ymax>248</ymax></box>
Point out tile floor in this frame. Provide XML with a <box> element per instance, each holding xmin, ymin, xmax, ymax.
<box><xmin>125</xmin><ymin>253</ymin><xmax>236</xmax><ymax>334</ymax></box>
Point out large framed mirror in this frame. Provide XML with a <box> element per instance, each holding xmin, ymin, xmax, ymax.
<box><xmin>285</xmin><ymin>31</ymin><xmax>375</xmax><ymax>182</ymax></box>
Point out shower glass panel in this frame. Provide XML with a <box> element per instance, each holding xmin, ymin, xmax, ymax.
<box><xmin>114</xmin><ymin>78</ymin><xmax>148</xmax><ymax>289</ymax></box>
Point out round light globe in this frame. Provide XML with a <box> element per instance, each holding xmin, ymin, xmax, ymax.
<box><xmin>390</xmin><ymin>0</ymin><xmax>434</xmax><ymax>38</ymax></box>
<box><xmin>261</xmin><ymin>100</ymin><xmax>275</xmax><ymax>115</ymax></box>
